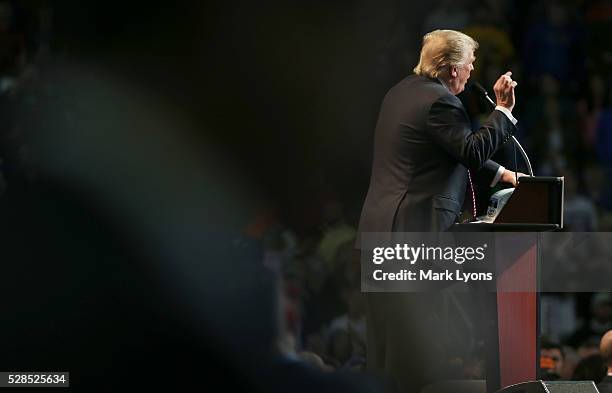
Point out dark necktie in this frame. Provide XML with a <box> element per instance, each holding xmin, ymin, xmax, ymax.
<box><xmin>467</xmin><ymin>169</ymin><xmax>477</xmax><ymax>218</ymax></box>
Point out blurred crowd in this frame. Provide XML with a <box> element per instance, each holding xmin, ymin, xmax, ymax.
<box><xmin>247</xmin><ymin>201</ymin><xmax>365</xmax><ymax>373</ymax></box>
<box><xmin>433</xmin><ymin>0</ymin><xmax>612</xmax><ymax>232</ymax></box>
<box><xmin>253</xmin><ymin>203</ymin><xmax>612</xmax><ymax>382</ymax></box>
<box><xmin>540</xmin><ymin>293</ymin><xmax>612</xmax><ymax>382</ymax></box>
<box><xmin>0</xmin><ymin>0</ymin><xmax>611</xmax><ymax>390</ymax></box>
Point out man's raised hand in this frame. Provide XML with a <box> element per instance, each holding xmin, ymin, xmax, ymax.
<box><xmin>494</xmin><ymin>71</ymin><xmax>518</xmax><ymax>112</ymax></box>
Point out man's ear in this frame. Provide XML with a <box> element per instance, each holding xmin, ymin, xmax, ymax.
<box><xmin>450</xmin><ymin>66</ymin><xmax>458</xmax><ymax>78</ymax></box>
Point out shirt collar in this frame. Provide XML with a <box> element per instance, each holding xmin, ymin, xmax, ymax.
<box><xmin>437</xmin><ymin>77</ymin><xmax>449</xmax><ymax>91</ymax></box>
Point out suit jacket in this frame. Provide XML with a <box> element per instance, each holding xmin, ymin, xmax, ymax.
<box><xmin>358</xmin><ymin>74</ymin><xmax>516</xmax><ymax>237</ymax></box>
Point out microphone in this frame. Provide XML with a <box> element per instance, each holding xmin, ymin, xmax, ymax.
<box><xmin>471</xmin><ymin>82</ymin><xmax>534</xmax><ymax>177</ymax></box>
<box><xmin>472</xmin><ymin>82</ymin><xmax>497</xmax><ymax>108</ymax></box>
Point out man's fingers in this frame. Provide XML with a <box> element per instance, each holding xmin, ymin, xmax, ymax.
<box><xmin>494</xmin><ymin>72</ymin><xmax>517</xmax><ymax>99</ymax></box>
<box><xmin>495</xmin><ymin>76</ymin><xmax>508</xmax><ymax>90</ymax></box>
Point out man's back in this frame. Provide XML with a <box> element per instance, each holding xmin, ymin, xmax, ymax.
<box><xmin>358</xmin><ymin>74</ymin><xmax>470</xmax><ymax>235</ymax></box>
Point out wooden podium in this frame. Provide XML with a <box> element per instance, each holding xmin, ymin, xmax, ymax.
<box><xmin>451</xmin><ymin>176</ymin><xmax>564</xmax><ymax>393</ymax></box>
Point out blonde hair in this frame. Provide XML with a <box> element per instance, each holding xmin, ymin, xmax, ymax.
<box><xmin>413</xmin><ymin>30</ymin><xmax>479</xmax><ymax>79</ymax></box>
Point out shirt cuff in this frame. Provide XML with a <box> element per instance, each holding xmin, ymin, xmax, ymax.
<box><xmin>491</xmin><ymin>165</ymin><xmax>505</xmax><ymax>187</ymax></box>
<box><xmin>495</xmin><ymin>106</ymin><xmax>518</xmax><ymax>125</ymax></box>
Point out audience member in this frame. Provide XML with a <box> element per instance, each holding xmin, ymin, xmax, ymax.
<box><xmin>541</xmin><ymin>339</ymin><xmax>565</xmax><ymax>380</ymax></box>
<box><xmin>571</xmin><ymin>354</ymin><xmax>606</xmax><ymax>383</ymax></box>
<box><xmin>599</xmin><ymin>330</ymin><xmax>612</xmax><ymax>393</ymax></box>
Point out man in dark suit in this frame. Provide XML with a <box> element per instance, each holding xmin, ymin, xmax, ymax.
<box><xmin>357</xmin><ymin>30</ymin><xmax>520</xmax><ymax>392</ymax></box>
<box><xmin>358</xmin><ymin>30</ymin><xmax>519</xmax><ymax>235</ymax></box>
<box><xmin>599</xmin><ymin>330</ymin><xmax>612</xmax><ymax>393</ymax></box>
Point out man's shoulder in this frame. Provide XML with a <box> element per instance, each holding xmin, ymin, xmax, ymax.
<box><xmin>386</xmin><ymin>74</ymin><xmax>451</xmax><ymax>104</ymax></box>
<box><xmin>394</xmin><ymin>74</ymin><xmax>446</xmax><ymax>90</ymax></box>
